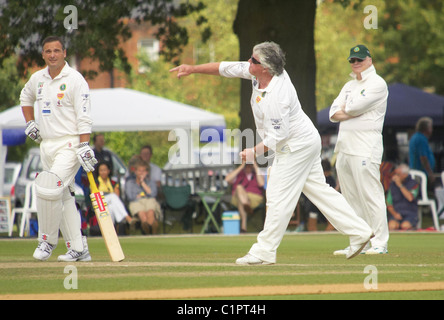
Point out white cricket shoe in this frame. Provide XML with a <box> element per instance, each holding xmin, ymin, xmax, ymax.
<box><xmin>58</xmin><ymin>249</ymin><xmax>91</xmax><ymax>262</ymax></box>
<box><xmin>33</xmin><ymin>241</ymin><xmax>55</xmax><ymax>261</ymax></box>
<box><xmin>333</xmin><ymin>247</ymin><xmax>350</xmax><ymax>256</ymax></box>
<box><xmin>58</xmin><ymin>237</ymin><xmax>92</xmax><ymax>262</ymax></box>
<box><xmin>365</xmin><ymin>247</ymin><xmax>388</xmax><ymax>255</ymax></box>
<box><xmin>333</xmin><ymin>242</ymin><xmax>370</xmax><ymax>256</ymax></box>
<box><xmin>346</xmin><ymin>234</ymin><xmax>375</xmax><ymax>259</ymax></box>
<box><xmin>235</xmin><ymin>254</ymin><xmax>274</xmax><ymax>265</ymax></box>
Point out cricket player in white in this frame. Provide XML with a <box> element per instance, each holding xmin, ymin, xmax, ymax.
<box><xmin>329</xmin><ymin>45</ymin><xmax>389</xmax><ymax>255</ymax></box>
<box><xmin>171</xmin><ymin>42</ymin><xmax>373</xmax><ymax>264</ymax></box>
<box><xmin>20</xmin><ymin>36</ymin><xmax>97</xmax><ymax>261</ymax></box>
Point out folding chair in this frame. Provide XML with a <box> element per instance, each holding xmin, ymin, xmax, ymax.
<box><xmin>162</xmin><ymin>184</ymin><xmax>194</xmax><ymax>233</ymax></box>
<box><xmin>9</xmin><ymin>182</ymin><xmax>38</xmax><ymax>237</ymax></box>
<box><xmin>409</xmin><ymin>170</ymin><xmax>440</xmax><ymax>231</ymax></box>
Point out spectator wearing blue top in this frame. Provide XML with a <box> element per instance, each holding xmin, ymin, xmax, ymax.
<box><xmin>387</xmin><ymin>164</ymin><xmax>419</xmax><ymax>231</ymax></box>
<box><xmin>409</xmin><ymin>117</ymin><xmax>436</xmax><ymax>186</ymax></box>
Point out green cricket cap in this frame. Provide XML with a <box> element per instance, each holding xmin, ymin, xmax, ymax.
<box><xmin>348</xmin><ymin>45</ymin><xmax>371</xmax><ymax>60</ymax></box>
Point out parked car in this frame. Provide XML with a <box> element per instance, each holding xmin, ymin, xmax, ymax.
<box><xmin>3</xmin><ymin>162</ymin><xmax>22</xmax><ymax>202</ymax></box>
<box><xmin>14</xmin><ymin>147</ymin><xmax>128</xmax><ymax>210</ymax></box>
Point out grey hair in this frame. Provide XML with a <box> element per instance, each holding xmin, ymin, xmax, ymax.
<box><xmin>397</xmin><ymin>163</ymin><xmax>410</xmax><ymax>175</ymax></box>
<box><xmin>253</xmin><ymin>41</ymin><xmax>286</xmax><ymax>76</ymax></box>
<box><xmin>415</xmin><ymin>117</ymin><xmax>433</xmax><ymax>133</ymax></box>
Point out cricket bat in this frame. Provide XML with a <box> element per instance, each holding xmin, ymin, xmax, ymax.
<box><xmin>87</xmin><ymin>171</ymin><xmax>125</xmax><ymax>262</ymax></box>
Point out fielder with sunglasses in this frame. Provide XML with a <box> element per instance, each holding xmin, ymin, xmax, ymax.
<box><xmin>329</xmin><ymin>45</ymin><xmax>389</xmax><ymax>256</ymax></box>
<box><xmin>170</xmin><ymin>41</ymin><xmax>373</xmax><ymax>265</ymax></box>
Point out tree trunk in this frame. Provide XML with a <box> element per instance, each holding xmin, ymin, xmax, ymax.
<box><xmin>233</xmin><ymin>0</ymin><xmax>317</xmax><ymax>134</ymax></box>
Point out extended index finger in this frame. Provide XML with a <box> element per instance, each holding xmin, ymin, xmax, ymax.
<box><xmin>169</xmin><ymin>66</ymin><xmax>180</xmax><ymax>73</ymax></box>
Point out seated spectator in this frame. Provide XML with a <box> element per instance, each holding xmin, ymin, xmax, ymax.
<box><xmin>387</xmin><ymin>164</ymin><xmax>419</xmax><ymax>231</ymax></box>
<box><xmin>128</xmin><ymin>145</ymin><xmax>162</xmax><ymax>187</ymax></box>
<box><xmin>225</xmin><ymin>159</ymin><xmax>264</xmax><ymax>232</ymax></box>
<box><xmin>125</xmin><ymin>159</ymin><xmax>162</xmax><ymax>235</ymax></box>
<box><xmin>96</xmin><ymin>162</ymin><xmax>132</xmax><ymax>228</ymax></box>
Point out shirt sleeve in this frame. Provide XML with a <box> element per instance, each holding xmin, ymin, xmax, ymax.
<box><xmin>20</xmin><ymin>74</ymin><xmax>37</xmax><ymax>107</ymax></box>
<box><xmin>125</xmin><ymin>180</ymin><xmax>139</xmax><ymax>202</ymax></box>
<box><xmin>219</xmin><ymin>61</ymin><xmax>252</xmax><ymax>80</ymax></box>
<box><xmin>73</xmin><ymin>76</ymin><xmax>93</xmax><ymax>135</ymax></box>
<box><xmin>329</xmin><ymin>83</ymin><xmax>348</xmax><ymax>123</ymax></box>
<box><xmin>147</xmin><ymin>178</ymin><xmax>158</xmax><ymax>198</ymax></box>
<box><xmin>344</xmin><ymin>79</ymin><xmax>387</xmax><ymax>117</ymax></box>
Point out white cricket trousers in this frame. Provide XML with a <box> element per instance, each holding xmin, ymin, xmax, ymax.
<box><xmin>336</xmin><ymin>152</ymin><xmax>389</xmax><ymax>249</ymax></box>
<box><xmin>38</xmin><ymin>135</ymin><xmax>84</xmax><ymax>252</ymax></box>
<box><xmin>104</xmin><ymin>193</ymin><xmax>130</xmax><ymax>224</ymax></box>
<box><xmin>248</xmin><ymin>136</ymin><xmax>373</xmax><ymax>263</ymax></box>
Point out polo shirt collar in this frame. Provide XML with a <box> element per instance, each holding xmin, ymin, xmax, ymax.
<box><xmin>43</xmin><ymin>61</ymin><xmax>69</xmax><ymax>80</ymax></box>
<box><xmin>349</xmin><ymin>64</ymin><xmax>376</xmax><ymax>81</ymax></box>
<box><xmin>256</xmin><ymin>71</ymin><xmax>283</xmax><ymax>93</ymax></box>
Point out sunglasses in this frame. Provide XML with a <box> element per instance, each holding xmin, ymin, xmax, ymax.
<box><xmin>251</xmin><ymin>56</ymin><xmax>261</xmax><ymax>65</ymax></box>
<box><xmin>349</xmin><ymin>58</ymin><xmax>364</xmax><ymax>64</ymax></box>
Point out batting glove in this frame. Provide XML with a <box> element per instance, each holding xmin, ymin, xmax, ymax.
<box><xmin>76</xmin><ymin>142</ymin><xmax>98</xmax><ymax>172</ymax></box>
<box><xmin>25</xmin><ymin>120</ymin><xmax>42</xmax><ymax>143</ymax></box>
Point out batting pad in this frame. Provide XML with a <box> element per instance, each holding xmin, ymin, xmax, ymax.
<box><xmin>35</xmin><ymin>171</ymin><xmax>64</xmax><ymax>245</ymax></box>
<box><xmin>59</xmin><ymin>186</ymin><xmax>83</xmax><ymax>252</ymax></box>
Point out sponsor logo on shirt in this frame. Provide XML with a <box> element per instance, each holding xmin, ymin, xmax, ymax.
<box><xmin>271</xmin><ymin>118</ymin><xmax>282</xmax><ymax>130</ymax></box>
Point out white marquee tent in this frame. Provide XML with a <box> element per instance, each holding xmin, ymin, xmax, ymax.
<box><xmin>0</xmin><ymin>88</ymin><xmax>226</xmax><ymax>195</ymax></box>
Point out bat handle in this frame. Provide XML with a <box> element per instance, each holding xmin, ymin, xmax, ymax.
<box><xmin>87</xmin><ymin>171</ymin><xmax>99</xmax><ymax>194</ymax></box>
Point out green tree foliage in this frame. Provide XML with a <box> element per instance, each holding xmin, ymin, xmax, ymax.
<box><xmin>0</xmin><ymin>56</ymin><xmax>25</xmax><ymax>111</ymax></box>
<box><xmin>108</xmin><ymin>0</ymin><xmax>240</xmax><ymax>166</ymax></box>
<box><xmin>378</xmin><ymin>0</ymin><xmax>444</xmax><ymax>94</ymax></box>
<box><xmin>0</xmin><ymin>0</ymin><xmax>206</xmax><ymax>78</ymax></box>
<box><xmin>316</xmin><ymin>0</ymin><xmax>444</xmax><ymax>111</ymax></box>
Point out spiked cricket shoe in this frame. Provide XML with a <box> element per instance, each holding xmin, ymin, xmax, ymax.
<box><xmin>33</xmin><ymin>241</ymin><xmax>55</xmax><ymax>261</ymax></box>
<box><xmin>236</xmin><ymin>254</ymin><xmax>274</xmax><ymax>265</ymax></box>
<box><xmin>58</xmin><ymin>249</ymin><xmax>92</xmax><ymax>262</ymax></box>
<box><xmin>365</xmin><ymin>246</ymin><xmax>388</xmax><ymax>255</ymax></box>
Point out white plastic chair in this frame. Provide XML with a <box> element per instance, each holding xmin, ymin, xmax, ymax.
<box><xmin>9</xmin><ymin>182</ymin><xmax>37</xmax><ymax>237</ymax></box>
<box><xmin>409</xmin><ymin>170</ymin><xmax>440</xmax><ymax>231</ymax></box>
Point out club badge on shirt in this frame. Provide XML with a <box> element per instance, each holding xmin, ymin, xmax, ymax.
<box><xmin>57</xmin><ymin>93</ymin><xmax>64</xmax><ymax>106</ymax></box>
<box><xmin>255</xmin><ymin>92</ymin><xmax>266</xmax><ymax>104</ymax></box>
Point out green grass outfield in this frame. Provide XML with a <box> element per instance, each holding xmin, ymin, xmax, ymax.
<box><xmin>0</xmin><ymin>232</ymin><xmax>443</xmax><ymax>300</ymax></box>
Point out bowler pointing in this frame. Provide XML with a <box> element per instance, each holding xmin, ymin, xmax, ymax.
<box><xmin>170</xmin><ymin>41</ymin><xmax>373</xmax><ymax>264</ymax></box>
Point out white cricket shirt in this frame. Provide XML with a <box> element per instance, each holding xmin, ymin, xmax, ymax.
<box><xmin>219</xmin><ymin>61</ymin><xmax>319</xmax><ymax>152</ymax></box>
<box><xmin>20</xmin><ymin>62</ymin><xmax>93</xmax><ymax>140</ymax></box>
<box><xmin>329</xmin><ymin>65</ymin><xmax>388</xmax><ymax>163</ymax></box>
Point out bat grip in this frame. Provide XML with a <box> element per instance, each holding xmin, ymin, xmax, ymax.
<box><xmin>87</xmin><ymin>171</ymin><xmax>99</xmax><ymax>194</ymax></box>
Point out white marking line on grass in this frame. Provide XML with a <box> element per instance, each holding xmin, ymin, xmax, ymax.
<box><xmin>1</xmin><ymin>262</ymin><xmax>444</xmax><ymax>269</ymax></box>
<box><xmin>2</xmin><ymin>282</ymin><xmax>444</xmax><ymax>300</ymax></box>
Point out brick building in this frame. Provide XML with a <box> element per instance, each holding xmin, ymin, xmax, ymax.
<box><xmin>74</xmin><ymin>20</ymin><xmax>160</xmax><ymax>89</ymax></box>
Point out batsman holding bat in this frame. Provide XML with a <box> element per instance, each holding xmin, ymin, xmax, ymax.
<box><xmin>20</xmin><ymin>36</ymin><xmax>97</xmax><ymax>261</ymax></box>
<box><xmin>170</xmin><ymin>41</ymin><xmax>374</xmax><ymax>264</ymax></box>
